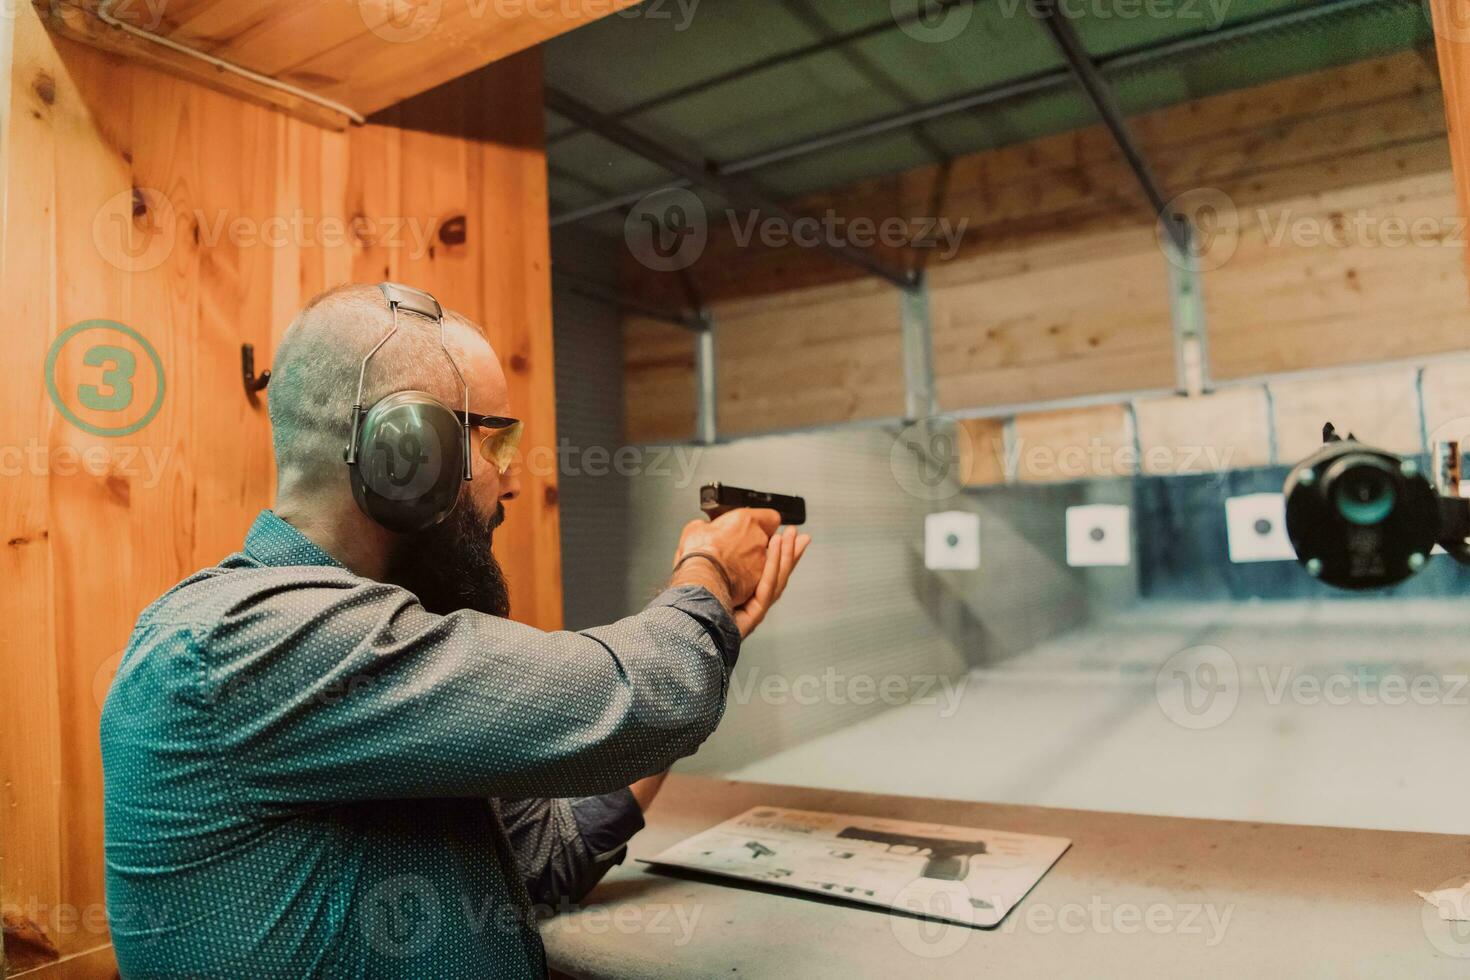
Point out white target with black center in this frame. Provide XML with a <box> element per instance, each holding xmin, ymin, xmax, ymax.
<box><xmin>924</xmin><ymin>510</ymin><xmax>980</xmax><ymax>570</ymax></box>
<box><xmin>1065</xmin><ymin>504</ymin><xmax>1131</xmax><ymax>567</ymax></box>
<box><xmin>1224</xmin><ymin>493</ymin><xmax>1294</xmax><ymax>563</ymax></box>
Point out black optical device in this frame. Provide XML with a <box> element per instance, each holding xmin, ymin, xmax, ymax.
<box><xmin>1283</xmin><ymin>422</ymin><xmax>1470</xmax><ymax>589</ymax></box>
<box><xmin>700</xmin><ymin>483</ymin><xmax>806</xmax><ymax>526</ymax></box>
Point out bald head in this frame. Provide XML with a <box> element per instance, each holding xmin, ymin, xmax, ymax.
<box><xmin>268</xmin><ymin>283</ymin><xmax>496</xmax><ymax>492</ymax></box>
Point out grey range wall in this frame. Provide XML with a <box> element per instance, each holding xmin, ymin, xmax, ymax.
<box><xmin>550</xmin><ymin>231</ymin><xmax>633</xmax><ymax>631</ymax></box>
<box><xmin>619</xmin><ymin>423</ymin><xmax>1136</xmax><ymax>774</ymax></box>
<box><xmin>552</xmin><ymin>242</ymin><xmax>1469</xmax><ymax>777</ymax></box>
<box><xmin>551</xmin><ymin>230</ymin><xmax>1136</xmax><ymax>774</ymax></box>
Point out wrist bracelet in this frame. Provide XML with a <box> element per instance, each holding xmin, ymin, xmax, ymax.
<box><xmin>673</xmin><ymin>550</ymin><xmax>735</xmax><ymax>597</ymax></box>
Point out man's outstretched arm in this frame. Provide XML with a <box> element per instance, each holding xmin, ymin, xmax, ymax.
<box><xmin>189</xmin><ymin>510</ymin><xmax>805</xmax><ymax>807</ymax></box>
<box><xmin>494</xmin><ymin>524</ymin><xmax>810</xmax><ymax>907</ymax></box>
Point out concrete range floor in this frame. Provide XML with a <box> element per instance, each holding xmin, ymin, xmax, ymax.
<box><xmin>727</xmin><ymin>600</ymin><xmax>1470</xmax><ymax>835</ymax></box>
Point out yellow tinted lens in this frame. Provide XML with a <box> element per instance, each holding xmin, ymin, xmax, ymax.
<box><xmin>479</xmin><ymin>421</ymin><xmax>523</xmax><ymax>473</ymax></box>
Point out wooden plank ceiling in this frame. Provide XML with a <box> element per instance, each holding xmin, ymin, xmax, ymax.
<box><xmin>35</xmin><ymin>0</ymin><xmax>640</xmax><ymax>127</ymax></box>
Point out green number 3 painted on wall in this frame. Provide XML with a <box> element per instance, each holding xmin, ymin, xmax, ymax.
<box><xmin>44</xmin><ymin>320</ymin><xmax>166</xmax><ymax>438</ymax></box>
<box><xmin>78</xmin><ymin>344</ymin><xmax>137</xmax><ymax>412</ymax></box>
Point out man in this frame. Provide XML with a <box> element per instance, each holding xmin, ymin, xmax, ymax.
<box><xmin>100</xmin><ymin>283</ymin><xmax>809</xmax><ymax>978</ymax></box>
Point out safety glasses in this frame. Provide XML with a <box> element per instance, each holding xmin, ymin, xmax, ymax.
<box><xmin>456</xmin><ymin>411</ymin><xmax>523</xmax><ymax>475</ymax></box>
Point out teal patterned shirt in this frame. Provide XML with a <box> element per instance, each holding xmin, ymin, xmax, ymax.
<box><xmin>101</xmin><ymin>511</ymin><xmax>740</xmax><ymax>978</ymax></box>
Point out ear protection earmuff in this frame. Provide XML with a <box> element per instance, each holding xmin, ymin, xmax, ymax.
<box><xmin>343</xmin><ymin>282</ymin><xmax>474</xmax><ymax>534</ymax></box>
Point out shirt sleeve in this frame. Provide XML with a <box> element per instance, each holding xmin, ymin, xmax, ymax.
<box><xmin>197</xmin><ymin>581</ymin><xmax>739</xmax><ymax>804</ymax></box>
<box><xmin>495</xmin><ymin>790</ymin><xmax>645</xmax><ymax>908</ymax></box>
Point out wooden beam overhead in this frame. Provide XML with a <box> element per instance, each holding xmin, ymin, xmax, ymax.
<box><xmin>33</xmin><ymin>0</ymin><xmax>641</xmax><ymax>128</ymax></box>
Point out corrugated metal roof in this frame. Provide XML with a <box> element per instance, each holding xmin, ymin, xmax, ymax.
<box><xmin>543</xmin><ymin>0</ymin><xmax>1433</xmax><ymax>238</ymax></box>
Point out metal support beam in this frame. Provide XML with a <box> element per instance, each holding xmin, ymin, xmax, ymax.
<box><xmin>546</xmin><ymin>0</ymin><xmax>979</xmax><ymax>146</ymax></box>
<box><xmin>552</xmin><ymin>183</ymin><xmax>676</xmax><ymax>228</ymax></box>
<box><xmin>899</xmin><ymin>277</ymin><xmax>938</xmax><ymax>420</ymax></box>
<box><xmin>553</xmin><ymin>272</ymin><xmax>704</xmax><ymax>331</ymax></box>
<box><xmin>1163</xmin><ymin>224</ymin><xmax>1212</xmax><ymax>397</ymax></box>
<box><xmin>726</xmin><ymin>69</ymin><xmax>1063</xmax><ymax>178</ymax></box>
<box><xmin>549</xmin><ymin>69</ymin><xmax>1060</xmax><ymax>228</ymax></box>
<box><xmin>694</xmin><ymin>315</ymin><xmax>718</xmax><ymax>444</ymax></box>
<box><xmin>1029</xmin><ymin>0</ymin><xmax>1187</xmax><ymax>252</ymax></box>
<box><xmin>550</xmin><ymin>0</ymin><xmax>1394</xmax><ymax>230</ymax></box>
<box><xmin>544</xmin><ymin>87</ymin><xmax>918</xmax><ymax>290</ymax></box>
<box><xmin>552</xmin><ymin>270</ymin><xmax>716</xmax><ymax>441</ymax></box>
<box><xmin>781</xmin><ymin>0</ymin><xmax>953</xmax><ymax>165</ymax></box>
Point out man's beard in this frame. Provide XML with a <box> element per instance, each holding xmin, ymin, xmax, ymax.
<box><xmin>384</xmin><ymin>500</ymin><xmax>511</xmax><ymax>618</ymax></box>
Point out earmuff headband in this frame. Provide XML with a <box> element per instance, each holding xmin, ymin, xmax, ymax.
<box><xmin>344</xmin><ymin>283</ymin><xmax>474</xmax><ymax>481</ymax></box>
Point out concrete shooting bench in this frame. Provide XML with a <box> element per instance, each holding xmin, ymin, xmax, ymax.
<box><xmin>543</xmin><ymin>776</ymin><xmax>1470</xmax><ymax>978</ymax></box>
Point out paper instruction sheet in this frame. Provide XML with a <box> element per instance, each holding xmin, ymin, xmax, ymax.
<box><xmin>643</xmin><ymin>805</ymin><xmax>1071</xmax><ymax>928</ymax></box>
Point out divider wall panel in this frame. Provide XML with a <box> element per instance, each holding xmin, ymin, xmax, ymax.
<box><xmin>0</xmin><ymin>6</ymin><xmax>561</xmax><ymax>972</ymax></box>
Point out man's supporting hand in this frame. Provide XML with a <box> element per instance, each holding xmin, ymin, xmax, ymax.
<box><xmin>674</xmin><ymin>507</ymin><xmax>782</xmax><ymax>602</ymax></box>
<box><xmin>732</xmin><ymin>525</ymin><xmax>809</xmax><ymax>637</ymax></box>
<box><xmin>671</xmin><ymin>508</ymin><xmax>810</xmax><ymax>638</ymax></box>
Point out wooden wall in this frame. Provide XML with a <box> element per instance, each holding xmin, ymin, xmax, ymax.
<box><xmin>1429</xmin><ymin>0</ymin><xmax>1470</xmax><ymax>287</ymax></box>
<box><xmin>624</xmin><ymin>48</ymin><xmax>1470</xmax><ymax>443</ymax></box>
<box><xmin>947</xmin><ymin>358</ymin><xmax>1470</xmax><ymax>487</ymax></box>
<box><xmin>0</xmin><ymin>4</ymin><xmax>560</xmax><ymax>973</ymax></box>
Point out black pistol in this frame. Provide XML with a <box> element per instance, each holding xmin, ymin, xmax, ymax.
<box><xmin>836</xmin><ymin>826</ymin><xmax>986</xmax><ymax>882</ymax></box>
<box><xmin>700</xmin><ymin>483</ymin><xmax>806</xmax><ymax>526</ymax></box>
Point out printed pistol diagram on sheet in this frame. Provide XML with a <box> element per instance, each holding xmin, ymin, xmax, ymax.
<box><xmin>643</xmin><ymin>806</ymin><xmax>1071</xmax><ymax>928</ymax></box>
